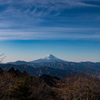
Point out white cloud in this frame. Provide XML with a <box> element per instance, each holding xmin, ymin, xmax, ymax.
<box><xmin>0</xmin><ymin>0</ymin><xmax>99</xmax><ymax>25</ymax></box>
<box><xmin>0</xmin><ymin>0</ymin><xmax>99</xmax><ymax>40</ymax></box>
<box><xmin>0</xmin><ymin>0</ymin><xmax>99</xmax><ymax>11</ymax></box>
<box><xmin>0</xmin><ymin>27</ymin><xmax>100</xmax><ymax>40</ymax></box>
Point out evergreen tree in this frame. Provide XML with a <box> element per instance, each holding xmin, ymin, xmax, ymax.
<box><xmin>9</xmin><ymin>78</ymin><xmax>31</xmax><ymax>100</ymax></box>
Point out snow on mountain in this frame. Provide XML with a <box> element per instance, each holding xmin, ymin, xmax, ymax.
<box><xmin>30</xmin><ymin>54</ymin><xmax>66</xmax><ymax>63</ymax></box>
<box><xmin>42</xmin><ymin>54</ymin><xmax>56</xmax><ymax>60</ymax></box>
<box><xmin>7</xmin><ymin>54</ymin><xmax>66</xmax><ymax>65</ymax></box>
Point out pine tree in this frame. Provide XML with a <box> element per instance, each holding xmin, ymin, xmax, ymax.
<box><xmin>9</xmin><ymin>78</ymin><xmax>31</xmax><ymax>100</ymax></box>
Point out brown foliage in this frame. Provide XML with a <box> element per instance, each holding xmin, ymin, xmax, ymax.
<box><xmin>0</xmin><ymin>68</ymin><xmax>61</xmax><ymax>100</ymax></box>
<box><xmin>0</xmin><ymin>71</ymin><xmax>18</xmax><ymax>99</ymax></box>
<box><xmin>53</xmin><ymin>72</ymin><xmax>100</xmax><ymax>100</ymax></box>
<box><xmin>0</xmin><ymin>67</ymin><xmax>100</xmax><ymax>100</ymax></box>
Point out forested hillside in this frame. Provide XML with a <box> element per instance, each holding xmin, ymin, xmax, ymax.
<box><xmin>0</xmin><ymin>67</ymin><xmax>100</xmax><ymax>100</ymax></box>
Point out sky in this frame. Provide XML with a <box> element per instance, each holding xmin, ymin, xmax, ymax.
<box><xmin>0</xmin><ymin>0</ymin><xmax>100</xmax><ymax>63</ymax></box>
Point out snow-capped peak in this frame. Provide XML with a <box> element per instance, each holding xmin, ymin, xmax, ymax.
<box><xmin>42</xmin><ymin>54</ymin><xmax>57</xmax><ymax>60</ymax></box>
<box><xmin>30</xmin><ymin>54</ymin><xmax>66</xmax><ymax>63</ymax></box>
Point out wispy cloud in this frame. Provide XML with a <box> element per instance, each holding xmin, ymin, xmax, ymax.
<box><xmin>0</xmin><ymin>0</ymin><xmax>100</xmax><ymax>14</ymax></box>
<box><xmin>0</xmin><ymin>0</ymin><xmax>99</xmax><ymax>20</ymax></box>
<box><xmin>0</xmin><ymin>0</ymin><xmax>100</xmax><ymax>40</ymax></box>
<box><xmin>0</xmin><ymin>27</ymin><xmax>100</xmax><ymax>40</ymax></box>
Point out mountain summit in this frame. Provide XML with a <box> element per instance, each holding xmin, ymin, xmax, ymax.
<box><xmin>42</xmin><ymin>54</ymin><xmax>57</xmax><ymax>60</ymax></box>
<box><xmin>8</xmin><ymin>54</ymin><xmax>66</xmax><ymax>65</ymax></box>
<box><xmin>30</xmin><ymin>54</ymin><xmax>65</xmax><ymax>63</ymax></box>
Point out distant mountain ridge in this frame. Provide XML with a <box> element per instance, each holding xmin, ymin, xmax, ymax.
<box><xmin>4</xmin><ymin>54</ymin><xmax>100</xmax><ymax>77</ymax></box>
<box><xmin>9</xmin><ymin>60</ymin><xmax>29</xmax><ymax>65</ymax></box>
<box><xmin>8</xmin><ymin>54</ymin><xmax>66</xmax><ymax>65</ymax></box>
<box><xmin>30</xmin><ymin>54</ymin><xmax>66</xmax><ymax>63</ymax></box>
<box><xmin>0</xmin><ymin>64</ymin><xmax>74</xmax><ymax>78</ymax></box>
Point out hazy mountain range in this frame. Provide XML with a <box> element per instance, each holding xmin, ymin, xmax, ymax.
<box><xmin>0</xmin><ymin>54</ymin><xmax>100</xmax><ymax>77</ymax></box>
<box><xmin>9</xmin><ymin>54</ymin><xmax>66</xmax><ymax>64</ymax></box>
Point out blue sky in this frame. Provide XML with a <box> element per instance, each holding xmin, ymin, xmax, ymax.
<box><xmin>0</xmin><ymin>0</ymin><xmax>100</xmax><ymax>62</ymax></box>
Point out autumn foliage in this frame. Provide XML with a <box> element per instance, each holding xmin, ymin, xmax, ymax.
<box><xmin>53</xmin><ymin>72</ymin><xmax>100</xmax><ymax>100</ymax></box>
<box><xmin>0</xmin><ymin>67</ymin><xmax>100</xmax><ymax>100</ymax></box>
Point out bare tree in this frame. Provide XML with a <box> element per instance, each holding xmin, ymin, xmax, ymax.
<box><xmin>0</xmin><ymin>54</ymin><xmax>5</xmax><ymax>62</ymax></box>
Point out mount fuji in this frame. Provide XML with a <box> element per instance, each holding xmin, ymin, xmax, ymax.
<box><xmin>30</xmin><ymin>54</ymin><xmax>66</xmax><ymax>63</ymax></box>
<box><xmin>8</xmin><ymin>54</ymin><xmax>66</xmax><ymax>65</ymax></box>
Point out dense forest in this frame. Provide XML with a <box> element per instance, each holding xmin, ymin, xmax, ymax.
<box><xmin>0</xmin><ymin>67</ymin><xmax>100</xmax><ymax>100</ymax></box>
